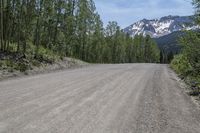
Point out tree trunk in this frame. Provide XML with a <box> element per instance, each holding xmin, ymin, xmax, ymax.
<box><xmin>0</xmin><ymin>0</ymin><xmax>4</xmax><ymax>51</ymax></box>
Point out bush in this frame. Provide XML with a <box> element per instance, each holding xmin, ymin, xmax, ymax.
<box><xmin>35</xmin><ymin>46</ymin><xmax>59</xmax><ymax>64</ymax></box>
<box><xmin>171</xmin><ymin>54</ymin><xmax>192</xmax><ymax>76</ymax></box>
<box><xmin>180</xmin><ymin>31</ymin><xmax>200</xmax><ymax>77</ymax></box>
<box><xmin>0</xmin><ymin>61</ymin><xmax>4</xmax><ymax>68</ymax></box>
<box><xmin>0</xmin><ymin>60</ymin><xmax>15</xmax><ymax>70</ymax></box>
<box><xmin>171</xmin><ymin>31</ymin><xmax>200</xmax><ymax>96</ymax></box>
<box><xmin>0</xmin><ymin>59</ymin><xmax>29</xmax><ymax>72</ymax></box>
<box><xmin>16</xmin><ymin>62</ymin><xmax>29</xmax><ymax>72</ymax></box>
<box><xmin>32</xmin><ymin>60</ymin><xmax>40</xmax><ymax>67</ymax></box>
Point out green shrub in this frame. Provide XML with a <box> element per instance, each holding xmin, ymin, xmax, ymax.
<box><xmin>180</xmin><ymin>31</ymin><xmax>200</xmax><ymax>77</ymax></box>
<box><xmin>5</xmin><ymin>60</ymin><xmax>15</xmax><ymax>67</ymax></box>
<box><xmin>32</xmin><ymin>60</ymin><xmax>40</xmax><ymax>67</ymax></box>
<box><xmin>171</xmin><ymin>54</ymin><xmax>192</xmax><ymax>76</ymax></box>
<box><xmin>0</xmin><ymin>61</ymin><xmax>4</xmax><ymax>68</ymax></box>
<box><xmin>171</xmin><ymin>53</ymin><xmax>200</xmax><ymax>96</ymax></box>
<box><xmin>36</xmin><ymin>46</ymin><xmax>59</xmax><ymax>63</ymax></box>
<box><xmin>16</xmin><ymin>63</ymin><xmax>29</xmax><ymax>72</ymax></box>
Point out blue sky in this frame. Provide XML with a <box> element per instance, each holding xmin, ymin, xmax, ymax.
<box><xmin>94</xmin><ymin>0</ymin><xmax>194</xmax><ymax>28</ymax></box>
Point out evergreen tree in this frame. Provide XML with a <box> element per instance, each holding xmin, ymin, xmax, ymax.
<box><xmin>0</xmin><ymin>0</ymin><xmax>160</xmax><ymax>65</ymax></box>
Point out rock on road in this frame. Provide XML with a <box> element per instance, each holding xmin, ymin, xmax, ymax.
<box><xmin>0</xmin><ymin>64</ymin><xmax>200</xmax><ymax>133</ymax></box>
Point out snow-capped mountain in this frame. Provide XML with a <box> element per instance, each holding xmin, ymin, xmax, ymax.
<box><xmin>124</xmin><ymin>15</ymin><xmax>198</xmax><ymax>38</ymax></box>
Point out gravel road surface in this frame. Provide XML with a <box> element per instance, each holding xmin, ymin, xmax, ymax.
<box><xmin>0</xmin><ymin>64</ymin><xmax>200</xmax><ymax>133</ymax></box>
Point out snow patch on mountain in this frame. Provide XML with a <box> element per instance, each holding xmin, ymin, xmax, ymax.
<box><xmin>124</xmin><ymin>15</ymin><xmax>199</xmax><ymax>38</ymax></box>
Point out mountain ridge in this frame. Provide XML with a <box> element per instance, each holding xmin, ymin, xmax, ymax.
<box><xmin>124</xmin><ymin>15</ymin><xmax>198</xmax><ymax>38</ymax></box>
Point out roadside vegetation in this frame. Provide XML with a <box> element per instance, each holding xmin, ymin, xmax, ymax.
<box><xmin>171</xmin><ymin>0</ymin><xmax>200</xmax><ymax>97</ymax></box>
<box><xmin>0</xmin><ymin>0</ymin><xmax>160</xmax><ymax>73</ymax></box>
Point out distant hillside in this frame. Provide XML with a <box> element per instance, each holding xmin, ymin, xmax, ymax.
<box><xmin>154</xmin><ymin>31</ymin><xmax>185</xmax><ymax>53</ymax></box>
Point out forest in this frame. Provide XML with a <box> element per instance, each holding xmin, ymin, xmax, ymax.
<box><xmin>0</xmin><ymin>0</ymin><xmax>160</xmax><ymax>72</ymax></box>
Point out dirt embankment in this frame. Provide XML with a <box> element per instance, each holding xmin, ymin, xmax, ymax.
<box><xmin>0</xmin><ymin>57</ymin><xmax>88</xmax><ymax>81</ymax></box>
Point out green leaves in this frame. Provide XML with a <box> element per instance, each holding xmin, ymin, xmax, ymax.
<box><xmin>103</xmin><ymin>22</ymin><xmax>160</xmax><ymax>63</ymax></box>
<box><xmin>1</xmin><ymin>0</ymin><xmax>160</xmax><ymax>64</ymax></box>
<box><xmin>170</xmin><ymin>1</ymin><xmax>200</xmax><ymax>92</ymax></box>
<box><xmin>180</xmin><ymin>31</ymin><xmax>200</xmax><ymax>76</ymax></box>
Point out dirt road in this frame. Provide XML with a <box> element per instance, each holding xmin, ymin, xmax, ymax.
<box><xmin>0</xmin><ymin>64</ymin><xmax>200</xmax><ymax>133</ymax></box>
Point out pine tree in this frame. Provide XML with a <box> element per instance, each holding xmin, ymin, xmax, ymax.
<box><xmin>0</xmin><ymin>0</ymin><xmax>161</xmax><ymax>65</ymax></box>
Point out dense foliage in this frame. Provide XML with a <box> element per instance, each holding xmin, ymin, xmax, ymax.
<box><xmin>0</xmin><ymin>0</ymin><xmax>160</xmax><ymax>67</ymax></box>
<box><xmin>171</xmin><ymin>0</ymin><xmax>200</xmax><ymax>95</ymax></box>
<box><xmin>171</xmin><ymin>31</ymin><xmax>200</xmax><ymax>76</ymax></box>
